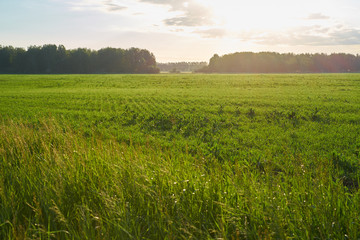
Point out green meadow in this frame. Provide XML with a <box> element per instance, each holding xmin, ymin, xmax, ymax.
<box><xmin>1</xmin><ymin>74</ymin><xmax>360</xmax><ymax>239</ymax></box>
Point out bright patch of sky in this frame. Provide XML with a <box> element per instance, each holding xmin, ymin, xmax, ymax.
<box><xmin>1</xmin><ymin>0</ymin><xmax>359</xmax><ymax>62</ymax></box>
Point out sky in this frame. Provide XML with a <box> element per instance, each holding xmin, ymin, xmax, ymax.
<box><xmin>1</xmin><ymin>0</ymin><xmax>360</xmax><ymax>62</ymax></box>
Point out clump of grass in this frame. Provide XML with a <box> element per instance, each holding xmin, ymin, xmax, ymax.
<box><xmin>1</xmin><ymin>118</ymin><xmax>360</xmax><ymax>239</ymax></box>
<box><xmin>247</xmin><ymin>108</ymin><xmax>256</xmax><ymax>119</ymax></box>
<box><xmin>310</xmin><ymin>107</ymin><xmax>322</xmax><ymax>122</ymax></box>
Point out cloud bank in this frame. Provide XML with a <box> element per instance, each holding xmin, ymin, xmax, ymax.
<box><xmin>63</xmin><ymin>0</ymin><xmax>360</xmax><ymax>47</ymax></box>
<box><xmin>240</xmin><ymin>25</ymin><xmax>360</xmax><ymax>46</ymax></box>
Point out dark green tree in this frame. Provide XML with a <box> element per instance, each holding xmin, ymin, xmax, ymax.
<box><xmin>0</xmin><ymin>44</ymin><xmax>159</xmax><ymax>74</ymax></box>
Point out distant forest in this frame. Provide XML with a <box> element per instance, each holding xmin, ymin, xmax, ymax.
<box><xmin>0</xmin><ymin>44</ymin><xmax>159</xmax><ymax>74</ymax></box>
<box><xmin>157</xmin><ymin>62</ymin><xmax>207</xmax><ymax>73</ymax></box>
<box><xmin>2</xmin><ymin>45</ymin><xmax>360</xmax><ymax>74</ymax></box>
<box><xmin>197</xmin><ymin>52</ymin><xmax>360</xmax><ymax>73</ymax></box>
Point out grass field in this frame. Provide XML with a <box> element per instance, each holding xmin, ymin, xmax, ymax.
<box><xmin>1</xmin><ymin>74</ymin><xmax>360</xmax><ymax>239</ymax></box>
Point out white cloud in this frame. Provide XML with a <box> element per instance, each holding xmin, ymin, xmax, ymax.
<box><xmin>239</xmin><ymin>24</ymin><xmax>360</xmax><ymax>46</ymax></box>
<box><xmin>55</xmin><ymin>0</ymin><xmax>360</xmax><ymax>52</ymax></box>
<box><xmin>103</xmin><ymin>0</ymin><xmax>127</xmax><ymax>12</ymax></box>
<box><xmin>306</xmin><ymin>13</ymin><xmax>330</xmax><ymax>20</ymax></box>
<box><xmin>193</xmin><ymin>28</ymin><xmax>226</xmax><ymax>38</ymax></box>
<box><xmin>139</xmin><ymin>0</ymin><xmax>214</xmax><ymax>26</ymax></box>
<box><xmin>66</xmin><ymin>0</ymin><xmax>127</xmax><ymax>12</ymax></box>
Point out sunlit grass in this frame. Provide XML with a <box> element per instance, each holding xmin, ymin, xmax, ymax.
<box><xmin>1</xmin><ymin>74</ymin><xmax>360</xmax><ymax>239</ymax></box>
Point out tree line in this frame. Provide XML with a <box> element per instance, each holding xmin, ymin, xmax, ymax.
<box><xmin>197</xmin><ymin>52</ymin><xmax>360</xmax><ymax>73</ymax></box>
<box><xmin>0</xmin><ymin>44</ymin><xmax>159</xmax><ymax>74</ymax></box>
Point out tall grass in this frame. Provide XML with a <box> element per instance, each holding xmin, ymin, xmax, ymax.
<box><xmin>1</xmin><ymin>118</ymin><xmax>359</xmax><ymax>239</ymax></box>
<box><xmin>1</xmin><ymin>74</ymin><xmax>359</xmax><ymax>239</ymax></box>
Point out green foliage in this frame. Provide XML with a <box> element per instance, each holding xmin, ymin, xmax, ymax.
<box><xmin>198</xmin><ymin>52</ymin><xmax>360</xmax><ymax>73</ymax></box>
<box><xmin>0</xmin><ymin>45</ymin><xmax>159</xmax><ymax>74</ymax></box>
<box><xmin>1</xmin><ymin>74</ymin><xmax>360</xmax><ymax>239</ymax></box>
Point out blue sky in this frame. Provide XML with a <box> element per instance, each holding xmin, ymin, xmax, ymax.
<box><xmin>1</xmin><ymin>0</ymin><xmax>359</xmax><ymax>62</ymax></box>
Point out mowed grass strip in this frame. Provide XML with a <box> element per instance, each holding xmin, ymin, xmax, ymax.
<box><xmin>0</xmin><ymin>74</ymin><xmax>360</xmax><ymax>239</ymax></box>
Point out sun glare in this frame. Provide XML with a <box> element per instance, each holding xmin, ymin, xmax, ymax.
<box><xmin>199</xmin><ymin>0</ymin><xmax>308</xmax><ymax>31</ymax></box>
